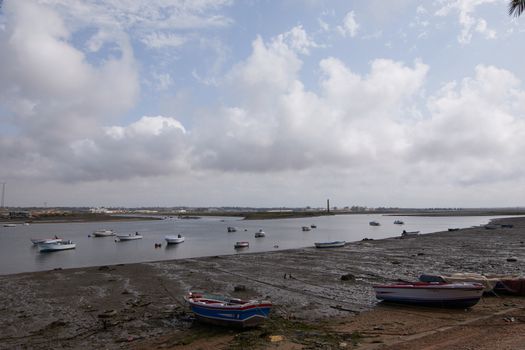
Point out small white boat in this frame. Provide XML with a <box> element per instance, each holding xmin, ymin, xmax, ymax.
<box><xmin>255</xmin><ymin>229</ymin><xmax>265</xmax><ymax>238</ymax></box>
<box><xmin>302</xmin><ymin>226</ymin><xmax>311</xmax><ymax>231</ymax></box>
<box><xmin>234</xmin><ymin>241</ymin><xmax>249</xmax><ymax>248</ymax></box>
<box><xmin>394</xmin><ymin>220</ymin><xmax>404</xmax><ymax>225</ymax></box>
<box><xmin>165</xmin><ymin>235</ymin><xmax>185</xmax><ymax>244</ymax></box>
<box><xmin>314</xmin><ymin>241</ymin><xmax>346</xmax><ymax>248</ymax></box>
<box><xmin>3</xmin><ymin>224</ymin><xmax>16</xmax><ymax>227</ymax></box>
<box><xmin>93</xmin><ymin>229</ymin><xmax>115</xmax><ymax>237</ymax></box>
<box><xmin>369</xmin><ymin>221</ymin><xmax>380</xmax><ymax>226</ymax></box>
<box><xmin>39</xmin><ymin>240</ymin><xmax>76</xmax><ymax>252</ymax></box>
<box><xmin>117</xmin><ymin>233</ymin><xmax>143</xmax><ymax>241</ymax></box>
<box><xmin>373</xmin><ymin>282</ymin><xmax>484</xmax><ymax>308</ymax></box>
<box><xmin>31</xmin><ymin>238</ymin><xmax>62</xmax><ymax>245</ymax></box>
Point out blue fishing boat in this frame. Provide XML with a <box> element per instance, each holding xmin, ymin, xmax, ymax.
<box><xmin>186</xmin><ymin>292</ymin><xmax>272</xmax><ymax>327</ymax></box>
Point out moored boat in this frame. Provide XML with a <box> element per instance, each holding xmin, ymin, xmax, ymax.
<box><xmin>234</xmin><ymin>241</ymin><xmax>249</xmax><ymax>248</ymax></box>
<box><xmin>31</xmin><ymin>238</ymin><xmax>62</xmax><ymax>245</ymax></box>
<box><xmin>369</xmin><ymin>221</ymin><xmax>380</xmax><ymax>226</ymax></box>
<box><xmin>38</xmin><ymin>240</ymin><xmax>76</xmax><ymax>252</ymax></box>
<box><xmin>394</xmin><ymin>220</ymin><xmax>404</xmax><ymax>225</ymax></box>
<box><xmin>227</xmin><ymin>226</ymin><xmax>237</xmax><ymax>232</ymax></box>
<box><xmin>117</xmin><ymin>233</ymin><xmax>143</xmax><ymax>241</ymax></box>
<box><xmin>3</xmin><ymin>224</ymin><xmax>16</xmax><ymax>227</ymax></box>
<box><xmin>165</xmin><ymin>235</ymin><xmax>185</xmax><ymax>244</ymax></box>
<box><xmin>301</xmin><ymin>226</ymin><xmax>311</xmax><ymax>231</ymax></box>
<box><xmin>314</xmin><ymin>241</ymin><xmax>346</xmax><ymax>248</ymax></box>
<box><xmin>93</xmin><ymin>229</ymin><xmax>115</xmax><ymax>237</ymax></box>
<box><xmin>373</xmin><ymin>282</ymin><xmax>484</xmax><ymax>308</ymax></box>
<box><xmin>186</xmin><ymin>291</ymin><xmax>272</xmax><ymax>327</ymax></box>
<box><xmin>254</xmin><ymin>229</ymin><xmax>265</xmax><ymax>238</ymax></box>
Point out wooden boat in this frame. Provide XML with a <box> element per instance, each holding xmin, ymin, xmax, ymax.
<box><xmin>186</xmin><ymin>291</ymin><xmax>272</xmax><ymax>327</ymax></box>
<box><xmin>369</xmin><ymin>221</ymin><xmax>380</xmax><ymax>226</ymax></box>
<box><xmin>93</xmin><ymin>229</ymin><xmax>115</xmax><ymax>237</ymax></box>
<box><xmin>394</xmin><ymin>220</ymin><xmax>404</xmax><ymax>225</ymax></box>
<box><xmin>373</xmin><ymin>282</ymin><xmax>484</xmax><ymax>308</ymax></box>
<box><xmin>254</xmin><ymin>229</ymin><xmax>265</xmax><ymax>238</ymax></box>
<box><xmin>234</xmin><ymin>241</ymin><xmax>249</xmax><ymax>248</ymax></box>
<box><xmin>401</xmin><ymin>230</ymin><xmax>420</xmax><ymax>238</ymax></box>
<box><xmin>31</xmin><ymin>238</ymin><xmax>62</xmax><ymax>245</ymax></box>
<box><xmin>314</xmin><ymin>241</ymin><xmax>346</xmax><ymax>248</ymax></box>
<box><xmin>117</xmin><ymin>233</ymin><xmax>143</xmax><ymax>241</ymax></box>
<box><xmin>165</xmin><ymin>235</ymin><xmax>185</xmax><ymax>244</ymax></box>
<box><xmin>301</xmin><ymin>226</ymin><xmax>311</xmax><ymax>231</ymax></box>
<box><xmin>38</xmin><ymin>240</ymin><xmax>76</xmax><ymax>252</ymax></box>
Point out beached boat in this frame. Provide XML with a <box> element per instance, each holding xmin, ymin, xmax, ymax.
<box><xmin>234</xmin><ymin>241</ymin><xmax>249</xmax><ymax>248</ymax></box>
<box><xmin>38</xmin><ymin>240</ymin><xmax>76</xmax><ymax>252</ymax></box>
<box><xmin>227</xmin><ymin>226</ymin><xmax>237</xmax><ymax>232</ymax></box>
<box><xmin>401</xmin><ymin>230</ymin><xmax>420</xmax><ymax>238</ymax></box>
<box><xmin>369</xmin><ymin>221</ymin><xmax>380</xmax><ymax>226</ymax></box>
<box><xmin>419</xmin><ymin>273</ymin><xmax>525</xmax><ymax>295</ymax></box>
<box><xmin>165</xmin><ymin>235</ymin><xmax>185</xmax><ymax>244</ymax></box>
<box><xmin>117</xmin><ymin>233</ymin><xmax>143</xmax><ymax>241</ymax></box>
<box><xmin>301</xmin><ymin>226</ymin><xmax>311</xmax><ymax>231</ymax></box>
<box><xmin>31</xmin><ymin>238</ymin><xmax>62</xmax><ymax>245</ymax></box>
<box><xmin>314</xmin><ymin>241</ymin><xmax>346</xmax><ymax>248</ymax></box>
<box><xmin>254</xmin><ymin>229</ymin><xmax>265</xmax><ymax>238</ymax></box>
<box><xmin>186</xmin><ymin>291</ymin><xmax>272</xmax><ymax>327</ymax></box>
<box><xmin>448</xmin><ymin>228</ymin><xmax>460</xmax><ymax>231</ymax></box>
<box><xmin>3</xmin><ymin>224</ymin><xmax>16</xmax><ymax>227</ymax></box>
<box><xmin>373</xmin><ymin>282</ymin><xmax>484</xmax><ymax>308</ymax></box>
<box><xmin>394</xmin><ymin>220</ymin><xmax>404</xmax><ymax>225</ymax></box>
<box><xmin>92</xmin><ymin>229</ymin><xmax>115</xmax><ymax>237</ymax></box>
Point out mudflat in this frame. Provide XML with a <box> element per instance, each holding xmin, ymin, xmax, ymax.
<box><xmin>1</xmin><ymin>217</ymin><xmax>525</xmax><ymax>349</ymax></box>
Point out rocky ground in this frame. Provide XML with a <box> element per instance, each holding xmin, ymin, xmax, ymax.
<box><xmin>1</xmin><ymin>216</ymin><xmax>525</xmax><ymax>349</ymax></box>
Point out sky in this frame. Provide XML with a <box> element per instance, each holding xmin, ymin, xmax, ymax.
<box><xmin>1</xmin><ymin>0</ymin><xmax>525</xmax><ymax>209</ymax></box>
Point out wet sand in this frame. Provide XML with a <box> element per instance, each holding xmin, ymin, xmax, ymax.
<box><xmin>1</xmin><ymin>216</ymin><xmax>525</xmax><ymax>349</ymax></box>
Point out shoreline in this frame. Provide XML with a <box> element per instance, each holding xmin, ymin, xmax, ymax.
<box><xmin>1</xmin><ymin>216</ymin><xmax>525</xmax><ymax>349</ymax></box>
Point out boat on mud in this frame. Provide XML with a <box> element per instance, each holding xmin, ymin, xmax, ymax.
<box><xmin>401</xmin><ymin>230</ymin><xmax>420</xmax><ymax>238</ymax></box>
<box><xmin>186</xmin><ymin>291</ymin><xmax>272</xmax><ymax>327</ymax></box>
<box><xmin>419</xmin><ymin>273</ymin><xmax>525</xmax><ymax>295</ymax></box>
<box><xmin>38</xmin><ymin>240</ymin><xmax>76</xmax><ymax>252</ymax></box>
<box><xmin>165</xmin><ymin>235</ymin><xmax>185</xmax><ymax>244</ymax></box>
<box><xmin>314</xmin><ymin>241</ymin><xmax>346</xmax><ymax>248</ymax></box>
<box><xmin>373</xmin><ymin>281</ymin><xmax>484</xmax><ymax>308</ymax></box>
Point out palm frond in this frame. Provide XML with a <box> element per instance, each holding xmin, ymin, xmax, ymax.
<box><xmin>509</xmin><ymin>0</ymin><xmax>525</xmax><ymax>17</ymax></box>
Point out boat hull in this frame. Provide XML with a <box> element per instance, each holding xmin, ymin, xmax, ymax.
<box><xmin>314</xmin><ymin>241</ymin><xmax>346</xmax><ymax>248</ymax></box>
<box><xmin>187</xmin><ymin>295</ymin><xmax>271</xmax><ymax>328</ymax></box>
<box><xmin>93</xmin><ymin>230</ymin><xmax>115</xmax><ymax>237</ymax></box>
<box><xmin>117</xmin><ymin>235</ymin><xmax>143</xmax><ymax>241</ymax></box>
<box><xmin>234</xmin><ymin>242</ymin><xmax>249</xmax><ymax>248</ymax></box>
<box><xmin>373</xmin><ymin>283</ymin><xmax>483</xmax><ymax>308</ymax></box>
<box><xmin>165</xmin><ymin>236</ymin><xmax>185</xmax><ymax>244</ymax></box>
<box><xmin>38</xmin><ymin>242</ymin><xmax>76</xmax><ymax>252</ymax></box>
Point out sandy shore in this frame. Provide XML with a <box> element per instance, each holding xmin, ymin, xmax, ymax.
<box><xmin>1</xmin><ymin>217</ymin><xmax>525</xmax><ymax>349</ymax></box>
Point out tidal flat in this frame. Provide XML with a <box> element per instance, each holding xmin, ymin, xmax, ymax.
<box><xmin>1</xmin><ymin>216</ymin><xmax>525</xmax><ymax>349</ymax></box>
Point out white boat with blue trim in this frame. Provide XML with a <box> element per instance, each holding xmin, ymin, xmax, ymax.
<box><xmin>373</xmin><ymin>282</ymin><xmax>484</xmax><ymax>308</ymax></box>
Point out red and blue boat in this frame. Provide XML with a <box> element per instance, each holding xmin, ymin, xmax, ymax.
<box><xmin>186</xmin><ymin>292</ymin><xmax>272</xmax><ymax>327</ymax></box>
<box><xmin>373</xmin><ymin>282</ymin><xmax>484</xmax><ymax>308</ymax></box>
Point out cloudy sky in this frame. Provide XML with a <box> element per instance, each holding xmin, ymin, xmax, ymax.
<box><xmin>1</xmin><ymin>0</ymin><xmax>524</xmax><ymax>208</ymax></box>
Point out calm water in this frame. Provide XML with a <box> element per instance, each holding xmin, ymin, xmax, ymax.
<box><xmin>0</xmin><ymin>214</ymin><xmax>505</xmax><ymax>275</ymax></box>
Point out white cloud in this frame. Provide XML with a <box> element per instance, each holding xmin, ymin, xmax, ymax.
<box><xmin>337</xmin><ymin>11</ymin><xmax>359</xmax><ymax>38</ymax></box>
<box><xmin>435</xmin><ymin>0</ymin><xmax>499</xmax><ymax>44</ymax></box>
